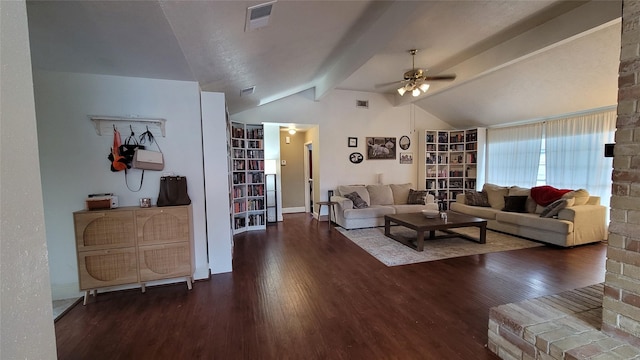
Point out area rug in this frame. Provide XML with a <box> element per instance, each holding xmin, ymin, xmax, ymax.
<box><xmin>336</xmin><ymin>226</ymin><xmax>544</xmax><ymax>266</ymax></box>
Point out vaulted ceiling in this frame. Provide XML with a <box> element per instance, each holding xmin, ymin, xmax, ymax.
<box><xmin>26</xmin><ymin>0</ymin><xmax>621</xmax><ymax>128</ymax></box>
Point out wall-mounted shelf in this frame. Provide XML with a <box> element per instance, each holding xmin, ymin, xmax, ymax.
<box><xmin>89</xmin><ymin>116</ymin><xmax>166</xmax><ymax>137</ymax></box>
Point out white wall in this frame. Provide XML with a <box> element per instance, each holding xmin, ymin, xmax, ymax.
<box><xmin>33</xmin><ymin>71</ymin><xmax>211</xmax><ymax>299</ymax></box>
<box><xmin>201</xmin><ymin>92</ymin><xmax>233</xmax><ymax>274</ymax></box>
<box><xmin>232</xmin><ymin>89</ymin><xmax>451</xmax><ymax>213</ymax></box>
<box><xmin>0</xmin><ymin>1</ymin><xmax>57</xmax><ymax>357</ymax></box>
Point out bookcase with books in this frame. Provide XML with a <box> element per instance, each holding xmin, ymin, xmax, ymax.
<box><xmin>230</xmin><ymin>122</ymin><xmax>266</xmax><ymax>234</ymax></box>
<box><xmin>421</xmin><ymin>128</ymin><xmax>486</xmax><ymax>210</ymax></box>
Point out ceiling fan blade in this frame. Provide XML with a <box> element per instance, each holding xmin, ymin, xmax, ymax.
<box><xmin>374</xmin><ymin>80</ymin><xmax>406</xmax><ymax>88</ymax></box>
<box><xmin>423</xmin><ymin>74</ymin><xmax>456</xmax><ymax>81</ymax></box>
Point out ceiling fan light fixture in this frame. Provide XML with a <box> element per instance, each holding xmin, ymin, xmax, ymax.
<box><xmin>412</xmin><ymin>88</ymin><xmax>421</xmax><ymax>97</ymax></box>
<box><xmin>397</xmin><ymin>87</ymin><xmax>407</xmax><ymax>96</ymax></box>
<box><xmin>419</xmin><ymin>83</ymin><xmax>430</xmax><ymax>92</ymax></box>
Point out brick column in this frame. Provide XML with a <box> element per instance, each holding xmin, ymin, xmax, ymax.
<box><xmin>604</xmin><ymin>0</ymin><xmax>640</xmax><ymax>345</ymax></box>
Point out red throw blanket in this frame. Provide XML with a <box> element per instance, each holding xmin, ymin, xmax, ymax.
<box><xmin>530</xmin><ymin>185</ymin><xmax>572</xmax><ymax>206</ymax></box>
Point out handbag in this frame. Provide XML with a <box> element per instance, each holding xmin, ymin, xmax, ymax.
<box><xmin>133</xmin><ymin>127</ymin><xmax>164</xmax><ymax>171</ymax></box>
<box><xmin>119</xmin><ymin>126</ymin><xmax>145</xmax><ymax>169</ymax></box>
<box><xmin>133</xmin><ymin>148</ymin><xmax>164</xmax><ymax>171</ymax></box>
<box><xmin>157</xmin><ymin>176</ymin><xmax>191</xmax><ymax>207</ymax></box>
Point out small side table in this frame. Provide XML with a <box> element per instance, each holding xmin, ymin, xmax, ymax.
<box><xmin>316</xmin><ymin>201</ymin><xmax>337</xmax><ymax>226</ymax></box>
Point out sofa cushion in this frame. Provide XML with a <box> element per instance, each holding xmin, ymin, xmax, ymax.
<box><xmin>367</xmin><ymin>184</ymin><xmax>394</xmax><ymax>205</ymax></box>
<box><xmin>450</xmin><ymin>202</ymin><xmax>499</xmax><ymax>220</ymax></box>
<box><xmin>392</xmin><ymin>203</ymin><xmax>439</xmax><ymax>214</ymax></box>
<box><xmin>562</xmin><ymin>189</ymin><xmax>590</xmax><ymax>205</ymax></box>
<box><xmin>338</xmin><ymin>185</ymin><xmax>370</xmax><ymax>205</ymax></box>
<box><xmin>390</xmin><ymin>183</ymin><xmax>413</xmax><ymax>205</ymax></box>
<box><xmin>343</xmin><ymin>192</ymin><xmax>369</xmax><ymax>209</ymax></box>
<box><xmin>540</xmin><ymin>198</ymin><xmax>575</xmax><ymax>218</ymax></box>
<box><xmin>483</xmin><ymin>183</ymin><xmax>510</xmax><ymax>210</ymax></box>
<box><xmin>407</xmin><ymin>189</ymin><xmax>428</xmax><ymax>204</ymax></box>
<box><xmin>502</xmin><ymin>196</ymin><xmax>529</xmax><ymax>213</ymax></box>
<box><xmin>343</xmin><ymin>205</ymin><xmax>395</xmax><ymax>219</ymax></box>
<box><xmin>465</xmin><ymin>190</ymin><xmax>490</xmax><ymax>207</ymax></box>
<box><xmin>496</xmin><ymin>211</ymin><xmax>573</xmax><ymax>234</ymax></box>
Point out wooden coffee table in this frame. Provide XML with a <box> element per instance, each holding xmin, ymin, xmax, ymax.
<box><xmin>384</xmin><ymin>211</ymin><xmax>487</xmax><ymax>252</ymax></box>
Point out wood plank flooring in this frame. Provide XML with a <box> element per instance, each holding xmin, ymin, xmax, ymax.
<box><xmin>55</xmin><ymin>213</ymin><xmax>606</xmax><ymax>360</ymax></box>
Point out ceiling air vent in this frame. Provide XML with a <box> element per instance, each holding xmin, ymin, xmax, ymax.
<box><xmin>356</xmin><ymin>100</ymin><xmax>369</xmax><ymax>109</ymax></box>
<box><xmin>241</xmin><ymin>86</ymin><xmax>255</xmax><ymax>96</ymax></box>
<box><xmin>245</xmin><ymin>1</ymin><xmax>276</xmax><ymax>32</ymax></box>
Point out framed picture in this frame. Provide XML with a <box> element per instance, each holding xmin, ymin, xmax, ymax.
<box><xmin>348</xmin><ymin>137</ymin><xmax>357</xmax><ymax>147</ymax></box>
<box><xmin>366</xmin><ymin>137</ymin><xmax>396</xmax><ymax>160</ymax></box>
<box><xmin>399</xmin><ymin>135</ymin><xmax>411</xmax><ymax>150</ymax></box>
<box><xmin>400</xmin><ymin>152</ymin><xmax>413</xmax><ymax>164</ymax></box>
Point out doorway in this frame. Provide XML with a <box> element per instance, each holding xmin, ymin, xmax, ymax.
<box><xmin>304</xmin><ymin>142</ymin><xmax>313</xmax><ymax>214</ymax></box>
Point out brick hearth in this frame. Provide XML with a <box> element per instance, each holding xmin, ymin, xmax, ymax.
<box><xmin>488</xmin><ymin>284</ymin><xmax>640</xmax><ymax>359</ymax></box>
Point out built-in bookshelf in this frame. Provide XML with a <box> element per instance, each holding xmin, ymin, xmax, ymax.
<box><xmin>230</xmin><ymin>122</ymin><xmax>266</xmax><ymax>233</ymax></box>
<box><xmin>421</xmin><ymin>128</ymin><xmax>486</xmax><ymax>210</ymax></box>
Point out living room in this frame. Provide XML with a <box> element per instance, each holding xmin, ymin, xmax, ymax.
<box><xmin>3</xmin><ymin>1</ymin><xmax>635</xmax><ymax>358</ymax></box>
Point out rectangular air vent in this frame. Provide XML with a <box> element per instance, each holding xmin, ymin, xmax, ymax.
<box><xmin>356</xmin><ymin>100</ymin><xmax>369</xmax><ymax>109</ymax></box>
<box><xmin>245</xmin><ymin>1</ymin><xmax>276</xmax><ymax>32</ymax></box>
<box><xmin>240</xmin><ymin>86</ymin><xmax>255</xmax><ymax>96</ymax></box>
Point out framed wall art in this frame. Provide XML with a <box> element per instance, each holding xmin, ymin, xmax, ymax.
<box><xmin>399</xmin><ymin>135</ymin><xmax>410</xmax><ymax>150</ymax></box>
<box><xmin>366</xmin><ymin>137</ymin><xmax>396</xmax><ymax>160</ymax></box>
<box><xmin>348</xmin><ymin>137</ymin><xmax>357</xmax><ymax>147</ymax></box>
<box><xmin>400</xmin><ymin>152</ymin><xmax>413</xmax><ymax>164</ymax></box>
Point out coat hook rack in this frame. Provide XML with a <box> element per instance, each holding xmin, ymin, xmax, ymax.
<box><xmin>89</xmin><ymin>116</ymin><xmax>167</xmax><ymax>137</ymax></box>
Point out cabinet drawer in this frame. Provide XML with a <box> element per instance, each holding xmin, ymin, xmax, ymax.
<box><xmin>138</xmin><ymin>242</ymin><xmax>192</xmax><ymax>282</ymax></box>
<box><xmin>136</xmin><ymin>207</ymin><xmax>190</xmax><ymax>246</ymax></box>
<box><xmin>74</xmin><ymin>210</ymin><xmax>135</xmax><ymax>251</ymax></box>
<box><xmin>78</xmin><ymin>248</ymin><xmax>138</xmax><ymax>290</ymax></box>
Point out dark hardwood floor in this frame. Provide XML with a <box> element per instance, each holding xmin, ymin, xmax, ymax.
<box><xmin>55</xmin><ymin>213</ymin><xmax>606</xmax><ymax>360</ymax></box>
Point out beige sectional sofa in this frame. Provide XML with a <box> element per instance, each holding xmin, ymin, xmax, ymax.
<box><xmin>331</xmin><ymin>184</ymin><xmax>439</xmax><ymax>230</ymax></box>
<box><xmin>449</xmin><ymin>183</ymin><xmax>607</xmax><ymax>247</ymax></box>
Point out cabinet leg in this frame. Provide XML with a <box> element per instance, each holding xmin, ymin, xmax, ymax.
<box><xmin>141</xmin><ymin>284</ymin><xmax>146</xmax><ymax>293</ymax></box>
<box><xmin>186</xmin><ymin>277</ymin><xmax>192</xmax><ymax>290</ymax></box>
<box><xmin>83</xmin><ymin>291</ymin><xmax>89</xmax><ymax>305</ymax></box>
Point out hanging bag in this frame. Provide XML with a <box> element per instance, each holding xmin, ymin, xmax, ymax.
<box><xmin>119</xmin><ymin>126</ymin><xmax>145</xmax><ymax>169</ymax></box>
<box><xmin>133</xmin><ymin>127</ymin><xmax>164</xmax><ymax>171</ymax></box>
<box><xmin>107</xmin><ymin>126</ymin><xmax>128</xmax><ymax>172</ymax></box>
<box><xmin>157</xmin><ymin>176</ymin><xmax>191</xmax><ymax>207</ymax></box>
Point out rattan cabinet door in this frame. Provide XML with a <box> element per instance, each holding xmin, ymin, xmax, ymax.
<box><xmin>135</xmin><ymin>207</ymin><xmax>190</xmax><ymax>246</ymax></box>
<box><xmin>138</xmin><ymin>242</ymin><xmax>192</xmax><ymax>282</ymax></box>
<box><xmin>74</xmin><ymin>210</ymin><xmax>136</xmax><ymax>251</ymax></box>
<box><xmin>77</xmin><ymin>248</ymin><xmax>139</xmax><ymax>290</ymax></box>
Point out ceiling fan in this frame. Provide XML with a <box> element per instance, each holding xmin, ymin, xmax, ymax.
<box><xmin>388</xmin><ymin>49</ymin><xmax>456</xmax><ymax>97</ymax></box>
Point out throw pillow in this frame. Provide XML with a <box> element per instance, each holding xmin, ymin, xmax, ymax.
<box><xmin>540</xmin><ymin>197</ymin><xmax>575</xmax><ymax>218</ymax></box>
<box><xmin>562</xmin><ymin>189</ymin><xmax>590</xmax><ymax>205</ymax></box>
<box><xmin>508</xmin><ymin>186</ymin><xmax>536</xmax><ymax>213</ymax></box>
<box><xmin>407</xmin><ymin>189</ymin><xmax>428</xmax><ymax>205</ymax></box>
<box><xmin>482</xmin><ymin>183</ymin><xmax>510</xmax><ymax>210</ymax></box>
<box><xmin>343</xmin><ymin>192</ymin><xmax>369</xmax><ymax>209</ymax></box>
<box><xmin>338</xmin><ymin>185</ymin><xmax>370</xmax><ymax>205</ymax></box>
<box><xmin>366</xmin><ymin>184</ymin><xmax>394</xmax><ymax>205</ymax></box>
<box><xmin>465</xmin><ymin>190</ymin><xmax>490</xmax><ymax>207</ymax></box>
<box><xmin>502</xmin><ymin>196</ymin><xmax>529</xmax><ymax>213</ymax></box>
<box><xmin>390</xmin><ymin>183</ymin><xmax>413</xmax><ymax>205</ymax></box>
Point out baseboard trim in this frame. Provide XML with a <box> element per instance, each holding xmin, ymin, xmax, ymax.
<box><xmin>283</xmin><ymin>207</ymin><xmax>306</xmax><ymax>214</ymax></box>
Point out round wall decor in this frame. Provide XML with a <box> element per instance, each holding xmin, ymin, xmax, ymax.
<box><xmin>399</xmin><ymin>135</ymin><xmax>411</xmax><ymax>150</ymax></box>
<box><xmin>349</xmin><ymin>152</ymin><xmax>363</xmax><ymax>164</ymax></box>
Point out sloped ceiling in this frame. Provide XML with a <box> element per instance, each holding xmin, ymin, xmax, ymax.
<box><xmin>26</xmin><ymin>0</ymin><xmax>621</xmax><ymax>128</ymax></box>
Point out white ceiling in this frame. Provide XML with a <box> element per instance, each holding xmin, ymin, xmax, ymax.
<box><xmin>26</xmin><ymin>0</ymin><xmax>621</xmax><ymax>128</ymax></box>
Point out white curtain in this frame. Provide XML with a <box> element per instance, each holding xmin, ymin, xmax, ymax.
<box><xmin>487</xmin><ymin>122</ymin><xmax>543</xmax><ymax>187</ymax></box>
<box><xmin>545</xmin><ymin>110</ymin><xmax>616</xmax><ymax>211</ymax></box>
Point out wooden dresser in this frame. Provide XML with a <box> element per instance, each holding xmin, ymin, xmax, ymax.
<box><xmin>73</xmin><ymin>205</ymin><xmax>194</xmax><ymax>304</ymax></box>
